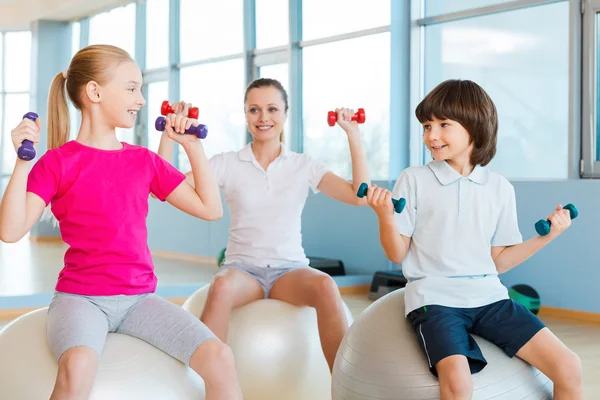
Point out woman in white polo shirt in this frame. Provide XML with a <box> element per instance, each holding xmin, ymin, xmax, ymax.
<box><xmin>158</xmin><ymin>78</ymin><xmax>370</xmax><ymax>372</ymax></box>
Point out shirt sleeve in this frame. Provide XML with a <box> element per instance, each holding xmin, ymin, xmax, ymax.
<box><xmin>209</xmin><ymin>153</ymin><xmax>226</xmax><ymax>187</ymax></box>
<box><xmin>491</xmin><ymin>180</ymin><xmax>523</xmax><ymax>246</ymax></box>
<box><xmin>305</xmin><ymin>155</ymin><xmax>329</xmax><ymax>194</ymax></box>
<box><xmin>392</xmin><ymin>170</ymin><xmax>416</xmax><ymax>238</ymax></box>
<box><xmin>148</xmin><ymin>150</ymin><xmax>186</xmax><ymax>201</ymax></box>
<box><xmin>26</xmin><ymin>150</ymin><xmax>62</xmax><ymax>205</ymax></box>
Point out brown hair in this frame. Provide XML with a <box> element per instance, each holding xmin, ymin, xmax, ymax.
<box><xmin>244</xmin><ymin>78</ymin><xmax>288</xmax><ymax>142</ymax></box>
<box><xmin>415</xmin><ymin>79</ymin><xmax>498</xmax><ymax>166</ymax></box>
<box><xmin>47</xmin><ymin>44</ymin><xmax>134</xmax><ymax>150</ymax></box>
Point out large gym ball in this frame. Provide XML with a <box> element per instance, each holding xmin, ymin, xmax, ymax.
<box><xmin>183</xmin><ymin>284</ymin><xmax>354</xmax><ymax>400</ymax></box>
<box><xmin>332</xmin><ymin>289</ymin><xmax>552</xmax><ymax>399</ymax></box>
<box><xmin>0</xmin><ymin>308</ymin><xmax>205</xmax><ymax>399</ymax></box>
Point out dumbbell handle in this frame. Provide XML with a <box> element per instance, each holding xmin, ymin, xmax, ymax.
<box><xmin>17</xmin><ymin>112</ymin><xmax>39</xmax><ymax>161</ymax></box>
<box><xmin>155</xmin><ymin>116</ymin><xmax>208</xmax><ymax>139</ymax></box>
<box><xmin>534</xmin><ymin>203</ymin><xmax>578</xmax><ymax>236</ymax></box>
<box><xmin>356</xmin><ymin>182</ymin><xmax>406</xmax><ymax>214</ymax></box>
<box><xmin>161</xmin><ymin>100</ymin><xmax>199</xmax><ymax>120</ymax></box>
<box><xmin>327</xmin><ymin>108</ymin><xmax>366</xmax><ymax>127</ymax></box>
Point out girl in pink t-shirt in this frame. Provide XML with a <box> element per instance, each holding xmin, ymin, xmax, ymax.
<box><xmin>0</xmin><ymin>44</ymin><xmax>241</xmax><ymax>400</ymax></box>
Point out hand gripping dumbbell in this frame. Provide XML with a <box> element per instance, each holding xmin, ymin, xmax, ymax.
<box><xmin>534</xmin><ymin>203</ymin><xmax>578</xmax><ymax>236</ymax></box>
<box><xmin>327</xmin><ymin>108</ymin><xmax>366</xmax><ymax>127</ymax></box>
<box><xmin>161</xmin><ymin>100</ymin><xmax>199</xmax><ymax>120</ymax></box>
<box><xmin>18</xmin><ymin>112</ymin><xmax>39</xmax><ymax>161</ymax></box>
<box><xmin>155</xmin><ymin>116</ymin><xmax>208</xmax><ymax>139</ymax></box>
<box><xmin>356</xmin><ymin>182</ymin><xmax>406</xmax><ymax>214</ymax></box>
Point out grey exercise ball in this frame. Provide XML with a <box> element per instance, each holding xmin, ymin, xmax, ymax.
<box><xmin>332</xmin><ymin>289</ymin><xmax>552</xmax><ymax>399</ymax></box>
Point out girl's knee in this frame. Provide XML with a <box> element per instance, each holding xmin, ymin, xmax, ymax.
<box><xmin>190</xmin><ymin>339</ymin><xmax>235</xmax><ymax>375</ymax></box>
<box><xmin>56</xmin><ymin>347</ymin><xmax>97</xmax><ymax>393</ymax></box>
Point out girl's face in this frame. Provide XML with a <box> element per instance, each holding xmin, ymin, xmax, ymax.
<box><xmin>244</xmin><ymin>86</ymin><xmax>287</xmax><ymax>143</ymax></box>
<box><xmin>96</xmin><ymin>61</ymin><xmax>146</xmax><ymax>129</ymax></box>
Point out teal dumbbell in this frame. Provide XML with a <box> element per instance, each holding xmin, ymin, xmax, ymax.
<box><xmin>356</xmin><ymin>182</ymin><xmax>406</xmax><ymax>214</ymax></box>
<box><xmin>534</xmin><ymin>204</ymin><xmax>578</xmax><ymax>236</ymax></box>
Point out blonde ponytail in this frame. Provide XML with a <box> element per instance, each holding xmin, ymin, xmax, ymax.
<box><xmin>47</xmin><ymin>72</ymin><xmax>70</xmax><ymax>150</ymax></box>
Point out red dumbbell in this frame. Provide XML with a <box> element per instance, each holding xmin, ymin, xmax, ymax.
<box><xmin>327</xmin><ymin>108</ymin><xmax>366</xmax><ymax>127</ymax></box>
<box><xmin>161</xmin><ymin>100</ymin><xmax>199</xmax><ymax>120</ymax></box>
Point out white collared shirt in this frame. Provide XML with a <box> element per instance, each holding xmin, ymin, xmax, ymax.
<box><xmin>393</xmin><ymin>160</ymin><xmax>523</xmax><ymax>315</ymax></box>
<box><xmin>210</xmin><ymin>143</ymin><xmax>329</xmax><ymax>268</ymax></box>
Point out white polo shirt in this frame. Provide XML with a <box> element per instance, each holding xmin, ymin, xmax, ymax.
<box><xmin>210</xmin><ymin>143</ymin><xmax>329</xmax><ymax>268</ymax></box>
<box><xmin>393</xmin><ymin>160</ymin><xmax>523</xmax><ymax>316</ymax></box>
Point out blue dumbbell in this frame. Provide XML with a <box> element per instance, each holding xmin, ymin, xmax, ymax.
<box><xmin>356</xmin><ymin>182</ymin><xmax>406</xmax><ymax>214</ymax></box>
<box><xmin>535</xmin><ymin>204</ymin><xmax>578</xmax><ymax>236</ymax></box>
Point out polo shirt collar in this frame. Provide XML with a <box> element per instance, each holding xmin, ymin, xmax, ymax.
<box><xmin>428</xmin><ymin>160</ymin><xmax>489</xmax><ymax>185</ymax></box>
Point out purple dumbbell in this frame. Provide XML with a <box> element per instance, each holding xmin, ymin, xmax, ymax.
<box><xmin>18</xmin><ymin>112</ymin><xmax>39</xmax><ymax>161</ymax></box>
<box><xmin>155</xmin><ymin>116</ymin><xmax>208</xmax><ymax>139</ymax></box>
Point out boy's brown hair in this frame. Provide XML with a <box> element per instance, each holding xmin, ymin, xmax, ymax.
<box><xmin>415</xmin><ymin>79</ymin><xmax>498</xmax><ymax>166</ymax></box>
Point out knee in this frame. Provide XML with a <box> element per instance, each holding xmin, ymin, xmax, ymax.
<box><xmin>191</xmin><ymin>340</ymin><xmax>235</xmax><ymax>377</ymax></box>
<box><xmin>313</xmin><ymin>274</ymin><xmax>340</xmax><ymax>305</ymax></box>
<box><xmin>209</xmin><ymin>274</ymin><xmax>235</xmax><ymax>302</ymax></box>
<box><xmin>443</xmin><ymin>375</ymin><xmax>473</xmax><ymax>400</ymax></box>
<box><xmin>56</xmin><ymin>347</ymin><xmax>97</xmax><ymax>393</ymax></box>
<box><xmin>554</xmin><ymin>350</ymin><xmax>583</xmax><ymax>389</ymax></box>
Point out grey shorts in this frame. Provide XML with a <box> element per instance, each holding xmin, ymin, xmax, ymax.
<box><xmin>220</xmin><ymin>263</ymin><xmax>305</xmax><ymax>298</ymax></box>
<box><xmin>47</xmin><ymin>291</ymin><xmax>216</xmax><ymax>365</ymax></box>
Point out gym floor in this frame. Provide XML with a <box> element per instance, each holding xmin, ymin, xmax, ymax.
<box><xmin>0</xmin><ymin>239</ymin><xmax>598</xmax><ymax>398</ymax></box>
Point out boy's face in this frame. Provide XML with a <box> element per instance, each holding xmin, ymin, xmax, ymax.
<box><xmin>422</xmin><ymin>117</ymin><xmax>473</xmax><ymax>164</ymax></box>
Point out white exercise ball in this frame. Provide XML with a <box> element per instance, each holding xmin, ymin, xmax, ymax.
<box><xmin>332</xmin><ymin>289</ymin><xmax>553</xmax><ymax>400</ymax></box>
<box><xmin>0</xmin><ymin>307</ymin><xmax>205</xmax><ymax>400</ymax></box>
<box><xmin>183</xmin><ymin>284</ymin><xmax>354</xmax><ymax>400</ymax></box>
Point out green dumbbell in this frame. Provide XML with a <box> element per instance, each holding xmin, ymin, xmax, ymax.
<box><xmin>356</xmin><ymin>182</ymin><xmax>406</xmax><ymax>214</ymax></box>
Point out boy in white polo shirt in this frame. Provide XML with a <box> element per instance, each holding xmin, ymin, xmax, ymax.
<box><xmin>366</xmin><ymin>79</ymin><xmax>582</xmax><ymax>399</ymax></box>
<box><xmin>159</xmin><ymin>78</ymin><xmax>370</xmax><ymax>372</ymax></box>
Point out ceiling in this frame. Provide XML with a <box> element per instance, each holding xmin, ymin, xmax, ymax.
<box><xmin>0</xmin><ymin>0</ymin><xmax>133</xmax><ymax>29</ymax></box>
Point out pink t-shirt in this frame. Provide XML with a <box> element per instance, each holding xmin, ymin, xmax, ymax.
<box><xmin>27</xmin><ymin>140</ymin><xmax>186</xmax><ymax>296</ymax></box>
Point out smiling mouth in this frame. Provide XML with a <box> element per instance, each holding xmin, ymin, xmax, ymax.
<box><xmin>256</xmin><ymin>125</ymin><xmax>274</xmax><ymax>131</ymax></box>
<box><xmin>128</xmin><ymin>110</ymin><xmax>138</xmax><ymax>117</ymax></box>
<box><xmin>431</xmin><ymin>144</ymin><xmax>447</xmax><ymax>150</ymax></box>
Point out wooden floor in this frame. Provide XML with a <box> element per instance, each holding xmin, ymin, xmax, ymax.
<box><xmin>0</xmin><ymin>239</ymin><xmax>599</xmax><ymax>398</ymax></box>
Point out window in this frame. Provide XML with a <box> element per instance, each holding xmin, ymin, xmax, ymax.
<box><xmin>425</xmin><ymin>0</ymin><xmax>517</xmax><ymax>17</ymax></box>
<box><xmin>259</xmin><ymin>63</ymin><xmax>290</xmax><ymax>145</ymax></box>
<box><xmin>179</xmin><ymin>59</ymin><xmax>246</xmax><ymax>171</ymax></box>
<box><xmin>303</xmin><ymin>33</ymin><xmax>390</xmax><ymax>180</ymax></box>
<box><xmin>71</xmin><ymin>21</ymin><xmax>80</xmax><ymax>57</ymax></box>
<box><xmin>5</xmin><ymin>32</ymin><xmax>31</xmax><ymax>92</ymax></box>
<box><xmin>3</xmin><ymin>94</ymin><xmax>29</xmax><ymax>173</ymax></box>
<box><xmin>180</xmin><ymin>0</ymin><xmax>243</xmax><ymax>63</ymax></box>
<box><xmin>146</xmin><ymin>81</ymin><xmax>169</xmax><ymax>153</ymax></box>
<box><xmin>423</xmin><ymin>1</ymin><xmax>569</xmax><ymax>179</ymax></box>
<box><xmin>256</xmin><ymin>0</ymin><xmax>289</xmax><ymax>49</ymax></box>
<box><xmin>2</xmin><ymin>32</ymin><xmax>31</xmax><ymax>174</ymax></box>
<box><xmin>302</xmin><ymin>0</ymin><xmax>390</xmax><ymax>41</ymax></box>
<box><xmin>89</xmin><ymin>3</ymin><xmax>136</xmax><ymax>58</ymax></box>
<box><xmin>146</xmin><ymin>0</ymin><xmax>169</xmax><ymax>69</ymax></box>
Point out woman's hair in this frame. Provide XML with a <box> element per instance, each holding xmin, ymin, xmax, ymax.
<box><xmin>415</xmin><ymin>79</ymin><xmax>498</xmax><ymax>166</ymax></box>
<box><xmin>47</xmin><ymin>44</ymin><xmax>134</xmax><ymax>150</ymax></box>
<box><xmin>244</xmin><ymin>78</ymin><xmax>288</xmax><ymax>142</ymax></box>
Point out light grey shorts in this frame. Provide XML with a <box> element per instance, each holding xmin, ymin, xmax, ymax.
<box><xmin>47</xmin><ymin>291</ymin><xmax>216</xmax><ymax>364</ymax></box>
<box><xmin>220</xmin><ymin>263</ymin><xmax>305</xmax><ymax>298</ymax></box>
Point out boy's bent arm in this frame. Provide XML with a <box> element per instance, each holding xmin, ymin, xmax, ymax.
<box><xmin>379</xmin><ymin>217</ymin><xmax>411</xmax><ymax>264</ymax></box>
<box><xmin>492</xmin><ymin>235</ymin><xmax>552</xmax><ymax>274</ymax></box>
